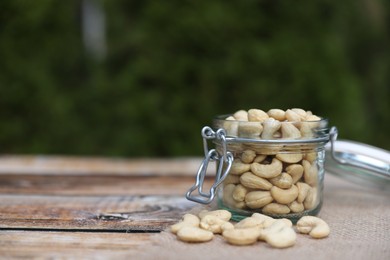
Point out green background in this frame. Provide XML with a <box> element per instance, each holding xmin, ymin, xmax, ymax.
<box><xmin>0</xmin><ymin>0</ymin><xmax>389</xmax><ymax>157</ymax></box>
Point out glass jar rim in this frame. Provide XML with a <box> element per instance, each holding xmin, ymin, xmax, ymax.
<box><xmin>212</xmin><ymin>114</ymin><xmax>330</xmax><ymax>145</ymax></box>
<box><xmin>213</xmin><ymin>114</ymin><xmax>329</xmax><ymax>124</ymax></box>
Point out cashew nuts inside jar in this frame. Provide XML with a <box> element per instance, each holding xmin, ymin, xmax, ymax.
<box><xmin>213</xmin><ymin>109</ymin><xmax>329</xmax><ymax>222</ymax></box>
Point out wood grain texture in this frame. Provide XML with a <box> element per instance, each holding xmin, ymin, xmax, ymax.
<box><xmin>0</xmin><ymin>194</ymin><xmax>197</xmax><ymax>231</ymax></box>
<box><xmin>0</xmin><ymin>156</ymin><xmax>388</xmax><ymax>259</ymax></box>
<box><xmin>0</xmin><ymin>156</ymin><xmax>204</xmax><ymax>176</ymax></box>
<box><xmin>0</xmin><ymin>157</ymin><xmax>214</xmax><ymax>231</ymax></box>
<box><xmin>0</xmin><ymin>175</ymin><xmax>213</xmax><ymax>196</ymax></box>
<box><xmin>0</xmin><ymin>156</ymin><xmax>216</xmax><ymax>258</ymax></box>
<box><xmin>0</xmin><ymin>231</ymin><xmax>151</xmax><ymax>259</ymax></box>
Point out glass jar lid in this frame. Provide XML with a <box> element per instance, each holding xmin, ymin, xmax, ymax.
<box><xmin>325</xmin><ymin>127</ymin><xmax>390</xmax><ymax>192</ymax></box>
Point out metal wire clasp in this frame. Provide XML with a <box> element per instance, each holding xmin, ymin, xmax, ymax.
<box><xmin>186</xmin><ymin>126</ymin><xmax>234</xmax><ymax>204</ymax></box>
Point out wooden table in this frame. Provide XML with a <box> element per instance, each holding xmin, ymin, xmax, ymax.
<box><xmin>0</xmin><ymin>156</ymin><xmax>390</xmax><ymax>259</ymax></box>
<box><xmin>0</xmin><ymin>156</ymin><xmax>205</xmax><ymax>258</ymax></box>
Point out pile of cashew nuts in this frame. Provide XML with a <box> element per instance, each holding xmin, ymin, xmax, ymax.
<box><xmin>220</xmin><ymin>108</ymin><xmax>323</xmax><ymax>215</ymax></box>
<box><xmin>171</xmin><ymin>210</ymin><xmax>330</xmax><ymax>248</ymax></box>
<box><xmin>223</xmin><ymin>152</ymin><xmax>319</xmax><ymax>214</ymax></box>
<box><xmin>223</xmin><ymin>108</ymin><xmax>322</xmax><ymax>139</ymax></box>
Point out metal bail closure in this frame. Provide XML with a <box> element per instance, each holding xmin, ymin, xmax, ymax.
<box><xmin>186</xmin><ymin>126</ymin><xmax>234</xmax><ymax>204</ymax></box>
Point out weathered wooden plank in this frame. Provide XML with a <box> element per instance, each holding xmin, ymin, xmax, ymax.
<box><xmin>0</xmin><ymin>156</ymin><xmax>205</xmax><ymax>176</ymax></box>
<box><xmin>0</xmin><ymin>194</ymin><xmax>197</xmax><ymax>231</ymax></box>
<box><xmin>0</xmin><ymin>175</ymin><xmax>213</xmax><ymax>196</ymax></box>
<box><xmin>0</xmin><ymin>231</ymin><xmax>151</xmax><ymax>259</ymax></box>
<box><xmin>0</xmin><ymin>157</ymin><xmax>214</xmax><ymax>234</ymax></box>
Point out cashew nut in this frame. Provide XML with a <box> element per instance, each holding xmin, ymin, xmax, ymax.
<box><xmin>265</xmin><ymin>226</ymin><xmax>296</xmax><ymax>248</ymax></box>
<box><xmin>223</xmin><ymin>184</ymin><xmax>247</xmax><ymax>209</ymax></box>
<box><xmin>300</xmin><ymin>118</ymin><xmax>320</xmax><ymax>138</ymax></box>
<box><xmin>296</xmin><ymin>216</ymin><xmax>330</xmax><ymax>238</ymax></box>
<box><xmin>270</xmin><ymin>185</ymin><xmax>298</xmax><ymax>204</ymax></box>
<box><xmin>254</xmin><ymin>144</ymin><xmax>284</xmax><ymax>155</ymax></box>
<box><xmin>303</xmin><ymin>187</ymin><xmax>318</xmax><ymax>210</ymax></box>
<box><xmin>241</xmin><ymin>149</ymin><xmax>257</xmax><ymax>163</ymax></box>
<box><xmin>289</xmin><ymin>200</ymin><xmax>305</xmax><ymax>213</ymax></box>
<box><xmin>291</xmin><ymin>108</ymin><xmax>307</xmax><ymax>118</ymax></box>
<box><xmin>230</xmin><ymin>159</ymin><xmax>251</xmax><ymax>175</ymax></box>
<box><xmin>280</xmin><ymin>218</ymin><xmax>293</xmax><ymax>227</ymax></box>
<box><xmin>177</xmin><ymin>226</ymin><xmax>214</xmax><ymax>242</ymax></box>
<box><xmin>248</xmin><ymin>109</ymin><xmax>269</xmax><ymax>122</ymax></box>
<box><xmin>262</xmin><ymin>203</ymin><xmax>291</xmax><ymax>215</ymax></box>
<box><xmin>238</xmin><ymin>121</ymin><xmax>263</xmax><ymax>137</ymax></box>
<box><xmin>281</xmin><ymin>122</ymin><xmax>301</xmax><ymax>139</ymax></box>
<box><xmin>200</xmin><ymin>215</ymin><xmax>229</xmax><ymax>234</ymax></box>
<box><xmin>251</xmin><ymin>158</ymin><xmax>283</xmax><ymax>178</ymax></box>
<box><xmin>273</xmin><ymin>131</ymin><xmax>282</xmax><ymax>138</ymax></box>
<box><xmin>251</xmin><ymin>213</ymin><xmax>276</xmax><ymax>228</ymax></box>
<box><xmin>261</xmin><ymin>118</ymin><xmax>281</xmax><ymax>139</ymax></box>
<box><xmin>245</xmin><ymin>191</ymin><xmax>273</xmax><ymax>209</ymax></box>
<box><xmin>240</xmin><ymin>172</ymin><xmax>273</xmax><ymax>190</ymax></box>
<box><xmin>285</xmin><ymin>109</ymin><xmax>302</xmax><ymax>122</ymax></box>
<box><xmin>258</xmin><ymin>219</ymin><xmax>296</xmax><ymax>248</ymax></box>
<box><xmin>307</xmin><ymin>115</ymin><xmax>321</xmax><ymax>121</ymax></box>
<box><xmin>304</xmin><ymin>151</ymin><xmax>317</xmax><ymax>163</ymax></box>
<box><xmin>300</xmin><ymin>124</ymin><xmax>315</xmax><ymax>138</ymax></box>
<box><xmin>234</xmin><ymin>216</ymin><xmax>265</xmax><ymax>229</ymax></box>
<box><xmin>233</xmin><ymin>110</ymin><xmax>248</xmax><ymax>121</ymax></box>
<box><xmin>276</xmin><ymin>153</ymin><xmax>303</xmax><ymax>163</ymax></box>
<box><xmin>223</xmin><ymin>174</ymin><xmax>241</xmax><ymax>186</ymax></box>
<box><xmin>221</xmin><ymin>222</ymin><xmax>235</xmax><ymax>231</ymax></box>
<box><xmin>223</xmin><ymin>116</ymin><xmax>239</xmax><ymax>136</ymax></box>
<box><xmin>302</xmin><ymin>160</ymin><xmax>318</xmax><ymax>186</ymax></box>
<box><xmin>296</xmin><ymin>182</ymin><xmax>311</xmax><ymax>203</ymax></box>
<box><xmin>285</xmin><ymin>164</ymin><xmax>304</xmax><ymax>184</ymax></box>
<box><xmin>269</xmin><ymin>172</ymin><xmax>293</xmax><ymax>189</ymax></box>
<box><xmin>267</xmin><ymin>109</ymin><xmax>286</xmax><ymax>121</ymax></box>
<box><xmin>171</xmin><ymin>214</ymin><xmax>200</xmax><ymax>234</ymax></box>
<box><xmin>233</xmin><ymin>184</ymin><xmax>250</xmax><ymax>202</ymax></box>
<box><xmin>222</xmin><ymin>227</ymin><xmax>262</xmax><ymax>246</ymax></box>
<box><xmin>253</xmin><ymin>154</ymin><xmax>267</xmax><ymax>163</ymax></box>
<box><xmin>258</xmin><ymin>219</ymin><xmax>292</xmax><ymax>240</ymax></box>
<box><xmin>198</xmin><ymin>210</ymin><xmax>232</xmax><ymax>222</ymax></box>
<box><xmin>244</xmin><ymin>142</ymin><xmax>283</xmax><ymax>155</ymax></box>
<box><xmin>263</xmin><ymin>218</ymin><xmax>292</xmax><ymax>229</ymax></box>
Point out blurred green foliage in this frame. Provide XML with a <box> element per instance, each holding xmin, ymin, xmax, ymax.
<box><xmin>0</xmin><ymin>0</ymin><xmax>389</xmax><ymax>156</ymax></box>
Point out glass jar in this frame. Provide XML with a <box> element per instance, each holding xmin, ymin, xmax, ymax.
<box><xmin>187</xmin><ymin>113</ymin><xmax>390</xmax><ymax>222</ymax></box>
<box><xmin>187</xmin><ymin>114</ymin><xmax>330</xmax><ymax>222</ymax></box>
